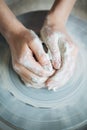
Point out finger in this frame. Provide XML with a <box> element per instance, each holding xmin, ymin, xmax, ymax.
<box><xmin>18</xmin><ymin>46</ymin><xmax>54</xmax><ymax>77</ymax></box>
<box><xmin>46</xmin><ymin>41</ymin><xmax>78</xmax><ymax>91</ymax></box>
<box><xmin>28</xmin><ymin>30</ymin><xmax>53</xmax><ymax>72</ymax></box>
<box><xmin>14</xmin><ymin>63</ymin><xmax>48</xmax><ymax>87</ymax></box>
<box><xmin>21</xmin><ymin>75</ymin><xmax>46</xmax><ymax>89</ymax></box>
<box><xmin>47</xmin><ymin>40</ymin><xmax>61</xmax><ymax>70</ymax></box>
<box><xmin>21</xmin><ymin>76</ymin><xmax>32</xmax><ymax>87</ymax></box>
<box><xmin>46</xmin><ymin>59</ymin><xmax>76</xmax><ymax>91</ymax></box>
<box><xmin>41</xmin><ymin>29</ymin><xmax>61</xmax><ymax>69</ymax></box>
<box><xmin>47</xmin><ymin>61</ymin><xmax>75</xmax><ymax>91</ymax></box>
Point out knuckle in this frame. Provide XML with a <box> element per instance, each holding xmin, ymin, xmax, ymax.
<box><xmin>13</xmin><ymin>62</ymin><xmax>19</xmax><ymax>72</ymax></box>
<box><xmin>18</xmin><ymin>57</ymin><xmax>23</xmax><ymax>64</ymax></box>
<box><xmin>18</xmin><ymin>56</ymin><xmax>26</xmax><ymax>65</ymax></box>
<box><xmin>34</xmin><ymin>67</ymin><xmax>46</xmax><ymax>76</ymax></box>
<box><xmin>35</xmin><ymin>69</ymin><xmax>43</xmax><ymax>76</ymax></box>
<box><xmin>37</xmin><ymin>53</ymin><xmax>49</xmax><ymax>64</ymax></box>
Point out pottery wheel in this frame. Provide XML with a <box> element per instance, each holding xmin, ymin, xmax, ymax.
<box><xmin>0</xmin><ymin>11</ymin><xmax>87</xmax><ymax>130</ymax></box>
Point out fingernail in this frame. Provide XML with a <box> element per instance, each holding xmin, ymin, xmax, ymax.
<box><xmin>53</xmin><ymin>87</ymin><xmax>58</xmax><ymax>91</ymax></box>
<box><xmin>48</xmin><ymin>85</ymin><xmax>58</xmax><ymax>91</ymax></box>
<box><xmin>48</xmin><ymin>87</ymin><xmax>52</xmax><ymax>90</ymax></box>
<box><xmin>46</xmin><ymin>81</ymin><xmax>54</xmax><ymax>90</ymax></box>
<box><xmin>53</xmin><ymin>59</ymin><xmax>61</xmax><ymax>69</ymax></box>
<box><xmin>48</xmin><ymin>85</ymin><xmax>54</xmax><ymax>90</ymax></box>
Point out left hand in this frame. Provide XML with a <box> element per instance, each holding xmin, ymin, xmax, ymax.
<box><xmin>40</xmin><ymin>17</ymin><xmax>78</xmax><ymax>91</ymax></box>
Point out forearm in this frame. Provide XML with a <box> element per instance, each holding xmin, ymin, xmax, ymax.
<box><xmin>47</xmin><ymin>0</ymin><xmax>76</xmax><ymax>25</ymax></box>
<box><xmin>0</xmin><ymin>0</ymin><xmax>24</xmax><ymax>39</ymax></box>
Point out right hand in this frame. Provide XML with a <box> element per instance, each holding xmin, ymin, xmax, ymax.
<box><xmin>6</xmin><ymin>27</ymin><xmax>54</xmax><ymax>87</ymax></box>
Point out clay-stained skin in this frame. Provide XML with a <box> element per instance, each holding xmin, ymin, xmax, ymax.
<box><xmin>10</xmin><ymin>29</ymin><xmax>54</xmax><ymax>89</ymax></box>
<box><xmin>19</xmin><ymin>30</ymin><xmax>53</xmax><ymax>74</ymax></box>
<box><xmin>47</xmin><ymin>40</ymin><xmax>77</xmax><ymax>91</ymax></box>
<box><xmin>18</xmin><ymin>30</ymin><xmax>53</xmax><ymax>87</ymax></box>
<box><xmin>41</xmin><ymin>26</ymin><xmax>62</xmax><ymax>69</ymax></box>
<box><xmin>41</xmin><ymin>26</ymin><xmax>78</xmax><ymax>91</ymax></box>
<box><xmin>15</xmin><ymin>28</ymin><xmax>77</xmax><ymax>90</ymax></box>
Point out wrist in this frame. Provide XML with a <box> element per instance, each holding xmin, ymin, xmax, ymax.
<box><xmin>45</xmin><ymin>12</ymin><xmax>65</xmax><ymax>29</ymax></box>
<box><xmin>0</xmin><ymin>16</ymin><xmax>25</xmax><ymax>37</ymax></box>
<box><xmin>0</xmin><ymin>19</ymin><xmax>26</xmax><ymax>45</ymax></box>
<box><xmin>47</xmin><ymin>0</ymin><xmax>73</xmax><ymax>26</ymax></box>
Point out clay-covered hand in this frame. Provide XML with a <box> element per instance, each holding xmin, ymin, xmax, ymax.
<box><xmin>7</xmin><ymin>28</ymin><xmax>54</xmax><ymax>88</ymax></box>
<box><xmin>46</xmin><ymin>36</ymin><xmax>77</xmax><ymax>90</ymax></box>
<box><xmin>41</xmin><ymin>22</ymin><xmax>61</xmax><ymax>70</ymax></box>
<box><xmin>40</xmin><ymin>15</ymin><xmax>78</xmax><ymax>91</ymax></box>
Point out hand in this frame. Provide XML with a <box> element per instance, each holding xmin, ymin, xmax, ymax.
<box><xmin>40</xmin><ymin>17</ymin><xmax>78</xmax><ymax>91</ymax></box>
<box><xmin>40</xmin><ymin>21</ymin><xmax>61</xmax><ymax>70</ymax></box>
<box><xmin>6</xmin><ymin>27</ymin><xmax>54</xmax><ymax>88</ymax></box>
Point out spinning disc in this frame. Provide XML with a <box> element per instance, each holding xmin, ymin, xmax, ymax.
<box><xmin>0</xmin><ymin>11</ymin><xmax>87</xmax><ymax>130</ymax></box>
